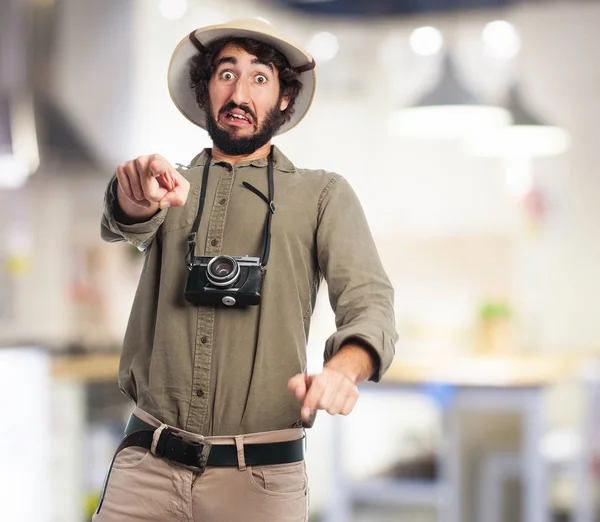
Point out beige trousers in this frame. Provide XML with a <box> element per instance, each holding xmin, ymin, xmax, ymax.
<box><xmin>93</xmin><ymin>408</ymin><xmax>309</xmax><ymax>522</ymax></box>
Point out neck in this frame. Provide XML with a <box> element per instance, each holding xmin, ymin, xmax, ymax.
<box><xmin>211</xmin><ymin>141</ymin><xmax>272</xmax><ymax>166</ymax></box>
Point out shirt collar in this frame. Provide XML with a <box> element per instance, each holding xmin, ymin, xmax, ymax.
<box><xmin>192</xmin><ymin>145</ymin><xmax>295</xmax><ymax>173</ymax></box>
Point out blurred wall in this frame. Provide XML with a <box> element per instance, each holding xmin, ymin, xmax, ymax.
<box><xmin>1</xmin><ymin>0</ymin><xmax>599</xmax><ymax>518</ymax></box>
<box><xmin>52</xmin><ymin>0</ymin><xmax>136</xmax><ymax>166</ymax></box>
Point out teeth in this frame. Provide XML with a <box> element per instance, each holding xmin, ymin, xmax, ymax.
<box><xmin>229</xmin><ymin>113</ymin><xmax>248</xmax><ymax>122</ymax></box>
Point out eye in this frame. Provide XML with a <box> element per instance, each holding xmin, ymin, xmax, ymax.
<box><xmin>255</xmin><ymin>74</ymin><xmax>268</xmax><ymax>84</ymax></box>
<box><xmin>220</xmin><ymin>71</ymin><xmax>235</xmax><ymax>81</ymax></box>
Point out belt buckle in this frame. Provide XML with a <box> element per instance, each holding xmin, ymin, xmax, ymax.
<box><xmin>192</xmin><ymin>438</ymin><xmax>212</xmax><ymax>474</ymax></box>
<box><xmin>173</xmin><ymin>431</ymin><xmax>212</xmax><ymax>475</ymax></box>
<box><xmin>157</xmin><ymin>428</ymin><xmax>212</xmax><ymax>475</ymax></box>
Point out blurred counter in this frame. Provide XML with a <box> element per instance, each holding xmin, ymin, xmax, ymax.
<box><xmin>384</xmin><ymin>354</ymin><xmax>583</xmax><ymax>387</ymax></box>
<box><xmin>50</xmin><ymin>351</ymin><xmax>588</xmax><ymax>387</ymax></box>
<box><xmin>51</xmin><ymin>352</ymin><xmax>120</xmax><ymax>382</ymax></box>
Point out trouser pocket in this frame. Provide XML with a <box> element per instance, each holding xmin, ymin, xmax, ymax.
<box><xmin>95</xmin><ymin>437</ymin><xmax>151</xmax><ymax>514</ymax></box>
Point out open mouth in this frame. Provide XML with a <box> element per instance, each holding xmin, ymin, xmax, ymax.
<box><xmin>221</xmin><ymin>110</ymin><xmax>253</xmax><ymax>127</ymax></box>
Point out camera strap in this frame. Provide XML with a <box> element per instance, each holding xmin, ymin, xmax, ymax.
<box><xmin>186</xmin><ymin>148</ymin><xmax>275</xmax><ymax>269</ymax></box>
<box><xmin>242</xmin><ymin>150</ymin><xmax>275</xmax><ymax>267</ymax></box>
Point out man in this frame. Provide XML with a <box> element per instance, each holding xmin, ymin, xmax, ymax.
<box><xmin>96</xmin><ymin>18</ymin><xmax>397</xmax><ymax>522</ymax></box>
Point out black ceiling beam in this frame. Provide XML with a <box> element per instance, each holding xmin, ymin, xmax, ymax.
<box><xmin>271</xmin><ymin>0</ymin><xmax>512</xmax><ymax>17</ymax></box>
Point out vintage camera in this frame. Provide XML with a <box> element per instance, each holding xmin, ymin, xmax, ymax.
<box><xmin>184</xmin><ymin>255</ymin><xmax>264</xmax><ymax>307</ymax></box>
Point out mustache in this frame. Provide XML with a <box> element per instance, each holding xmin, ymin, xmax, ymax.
<box><xmin>219</xmin><ymin>102</ymin><xmax>256</xmax><ymax>123</ymax></box>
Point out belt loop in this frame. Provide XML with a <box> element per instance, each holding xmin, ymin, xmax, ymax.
<box><xmin>234</xmin><ymin>436</ymin><xmax>246</xmax><ymax>470</ymax></box>
<box><xmin>151</xmin><ymin>424</ymin><xmax>168</xmax><ymax>456</ymax></box>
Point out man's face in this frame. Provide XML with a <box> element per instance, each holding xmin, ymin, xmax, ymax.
<box><xmin>205</xmin><ymin>44</ymin><xmax>290</xmax><ymax>156</ymax></box>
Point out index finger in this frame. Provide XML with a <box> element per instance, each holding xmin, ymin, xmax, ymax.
<box><xmin>149</xmin><ymin>157</ymin><xmax>176</xmax><ymax>191</ymax></box>
<box><xmin>302</xmin><ymin>377</ymin><xmax>324</xmax><ymax>417</ymax></box>
<box><xmin>148</xmin><ymin>156</ymin><xmax>171</xmax><ymax>178</ymax></box>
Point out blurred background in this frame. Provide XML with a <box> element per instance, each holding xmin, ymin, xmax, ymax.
<box><xmin>1</xmin><ymin>0</ymin><xmax>600</xmax><ymax>521</ymax></box>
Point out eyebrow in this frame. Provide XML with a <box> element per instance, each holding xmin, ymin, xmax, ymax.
<box><xmin>215</xmin><ymin>56</ymin><xmax>274</xmax><ymax>72</ymax></box>
<box><xmin>252</xmin><ymin>58</ymin><xmax>274</xmax><ymax>72</ymax></box>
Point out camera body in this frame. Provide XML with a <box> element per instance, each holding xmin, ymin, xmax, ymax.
<box><xmin>184</xmin><ymin>255</ymin><xmax>264</xmax><ymax>307</ymax></box>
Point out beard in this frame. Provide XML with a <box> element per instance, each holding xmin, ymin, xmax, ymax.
<box><xmin>205</xmin><ymin>98</ymin><xmax>285</xmax><ymax>156</ymax></box>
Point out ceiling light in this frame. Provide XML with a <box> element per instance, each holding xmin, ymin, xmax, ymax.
<box><xmin>482</xmin><ymin>20</ymin><xmax>521</xmax><ymax>59</ymax></box>
<box><xmin>390</xmin><ymin>54</ymin><xmax>511</xmax><ymax>140</ymax></box>
<box><xmin>306</xmin><ymin>31</ymin><xmax>339</xmax><ymax>62</ymax></box>
<box><xmin>0</xmin><ymin>94</ymin><xmax>39</xmax><ymax>190</ymax></box>
<box><xmin>409</xmin><ymin>26</ymin><xmax>443</xmax><ymax>57</ymax></box>
<box><xmin>465</xmin><ymin>85</ymin><xmax>570</xmax><ymax>157</ymax></box>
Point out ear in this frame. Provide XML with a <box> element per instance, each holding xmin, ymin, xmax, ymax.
<box><xmin>280</xmin><ymin>95</ymin><xmax>290</xmax><ymax>112</ymax></box>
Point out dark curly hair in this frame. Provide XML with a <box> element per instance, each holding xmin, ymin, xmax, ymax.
<box><xmin>189</xmin><ymin>37</ymin><xmax>302</xmax><ymax>124</ymax></box>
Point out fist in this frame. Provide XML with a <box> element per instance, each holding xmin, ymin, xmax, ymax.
<box><xmin>288</xmin><ymin>369</ymin><xmax>360</xmax><ymax>424</ymax></box>
<box><xmin>115</xmin><ymin>154</ymin><xmax>190</xmax><ymax>211</ymax></box>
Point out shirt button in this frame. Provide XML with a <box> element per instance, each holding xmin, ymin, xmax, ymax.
<box><xmin>219</xmin><ymin>198</ymin><xmax>227</xmax><ymax>205</ymax></box>
<box><xmin>196</xmin><ymin>389</ymin><xmax>204</xmax><ymax>397</ymax></box>
<box><xmin>200</xmin><ymin>336</ymin><xmax>209</xmax><ymax>344</ymax></box>
<box><xmin>211</xmin><ymin>238</ymin><xmax>219</xmax><ymax>247</ymax></box>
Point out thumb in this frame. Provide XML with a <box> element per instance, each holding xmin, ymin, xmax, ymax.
<box><xmin>287</xmin><ymin>373</ymin><xmax>308</xmax><ymax>401</ymax></box>
<box><xmin>159</xmin><ymin>177</ymin><xmax>189</xmax><ymax>208</ymax></box>
<box><xmin>298</xmin><ymin>374</ymin><xmax>316</xmax><ymax>423</ymax></box>
<box><xmin>159</xmin><ymin>185</ymin><xmax>182</xmax><ymax>208</ymax></box>
<box><xmin>301</xmin><ymin>377</ymin><xmax>317</xmax><ymax>421</ymax></box>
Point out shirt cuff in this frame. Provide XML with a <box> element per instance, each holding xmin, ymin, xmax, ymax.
<box><xmin>324</xmin><ymin>326</ymin><xmax>395</xmax><ymax>383</ymax></box>
<box><xmin>103</xmin><ymin>177</ymin><xmax>168</xmax><ymax>249</ymax></box>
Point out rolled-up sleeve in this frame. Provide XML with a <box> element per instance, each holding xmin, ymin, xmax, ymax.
<box><xmin>317</xmin><ymin>175</ymin><xmax>398</xmax><ymax>382</ymax></box>
<box><xmin>100</xmin><ymin>176</ymin><xmax>168</xmax><ymax>250</ymax></box>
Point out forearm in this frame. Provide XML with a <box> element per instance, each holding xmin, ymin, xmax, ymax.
<box><xmin>324</xmin><ymin>342</ymin><xmax>377</xmax><ymax>385</ymax></box>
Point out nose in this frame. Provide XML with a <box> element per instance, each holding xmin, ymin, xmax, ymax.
<box><xmin>231</xmin><ymin>77</ymin><xmax>251</xmax><ymax>106</ymax></box>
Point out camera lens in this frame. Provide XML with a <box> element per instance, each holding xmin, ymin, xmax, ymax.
<box><xmin>206</xmin><ymin>256</ymin><xmax>240</xmax><ymax>287</ymax></box>
<box><xmin>214</xmin><ymin>259</ymin><xmax>234</xmax><ymax>277</ymax></box>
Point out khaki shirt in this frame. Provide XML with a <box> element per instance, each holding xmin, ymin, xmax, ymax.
<box><xmin>101</xmin><ymin>146</ymin><xmax>397</xmax><ymax>436</ymax></box>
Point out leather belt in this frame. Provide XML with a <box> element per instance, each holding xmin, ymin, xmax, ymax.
<box><xmin>121</xmin><ymin>415</ymin><xmax>305</xmax><ymax>474</ymax></box>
